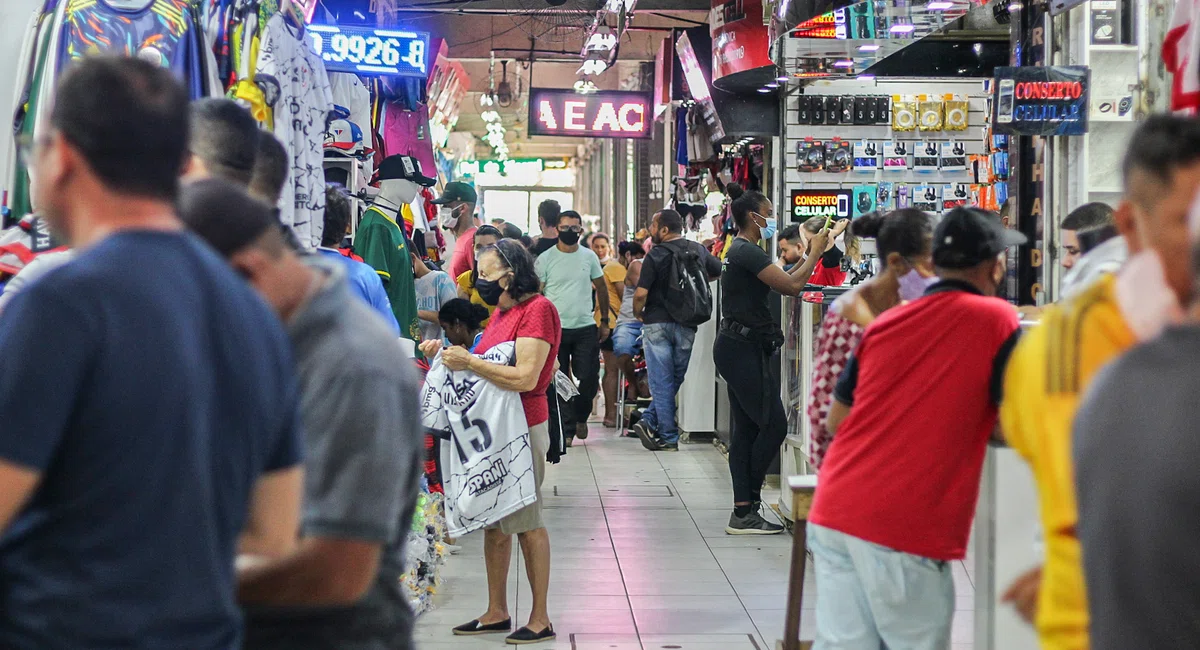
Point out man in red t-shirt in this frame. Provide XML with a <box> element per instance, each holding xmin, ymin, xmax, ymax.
<box><xmin>808</xmin><ymin>207</ymin><xmax>1024</xmax><ymax>648</ymax></box>
<box><xmin>432</xmin><ymin>182</ymin><xmax>480</xmax><ymax>279</ymax></box>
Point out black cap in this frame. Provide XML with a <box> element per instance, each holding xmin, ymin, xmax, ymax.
<box><xmin>932</xmin><ymin>206</ymin><xmax>1027</xmax><ymax>269</ymax></box>
<box><xmin>373</xmin><ymin>154</ymin><xmax>436</xmax><ymax>187</ymax></box>
<box><xmin>430</xmin><ymin>181</ymin><xmax>478</xmax><ymax>205</ymax></box>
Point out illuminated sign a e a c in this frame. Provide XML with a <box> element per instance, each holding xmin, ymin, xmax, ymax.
<box><xmin>527</xmin><ymin>88</ymin><xmax>653</xmax><ymax>139</ymax></box>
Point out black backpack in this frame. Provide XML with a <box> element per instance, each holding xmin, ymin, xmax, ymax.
<box><xmin>659</xmin><ymin>240</ymin><xmax>714</xmax><ymax>327</ymax></box>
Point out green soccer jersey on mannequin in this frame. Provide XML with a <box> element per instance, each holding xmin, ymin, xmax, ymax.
<box><xmin>356</xmin><ymin>206</ymin><xmax>421</xmax><ymax>341</ymax></box>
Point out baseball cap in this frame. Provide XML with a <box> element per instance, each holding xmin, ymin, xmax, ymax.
<box><xmin>374</xmin><ymin>154</ymin><xmax>436</xmax><ymax>187</ymax></box>
<box><xmin>430</xmin><ymin>181</ymin><xmax>478</xmax><ymax>205</ymax></box>
<box><xmin>324</xmin><ymin>118</ymin><xmax>367</xmax><ymax>157</ymax></box>
<box><xmin>932</xmin><ymin>206</ymin><xmax>1027</xmax><ymax>269</ymax></box>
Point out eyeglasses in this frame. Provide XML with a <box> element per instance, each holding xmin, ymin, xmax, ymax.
<box><xmin>558</xmin><ymin>225</ymin><xmax>584</xmax><ymax>233</ymax></box>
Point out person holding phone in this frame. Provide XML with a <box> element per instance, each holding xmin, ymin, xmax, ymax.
<box><xmin>713</xmin><ymin>190</ymin><xmax>829</xmax><ymax>534</ymax></box>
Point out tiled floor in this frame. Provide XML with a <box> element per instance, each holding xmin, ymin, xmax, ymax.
<box><xmin>416</xmin><ymin>424</ymin><xmax>977</xmax><ymax>649</ymax></box>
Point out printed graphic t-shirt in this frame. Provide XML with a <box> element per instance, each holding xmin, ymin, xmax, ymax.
<box><xmin>257</xmin><ymin>13</ymin><xmax>334</xmax><ymax>248</ymax></box>
<box><xmin>415</xmin><ymin>269</ymin><xmax>457</xmax><ymax>341</ymax></box>
<box><xmin>357</xmin><ymin>206</ymin><xmax>421</xmax><ymax>341</ymax></box>
<box><xmin>0</xmin><ymin>231</ymin><xmax>302</xmax><ymax>649</ymax></box>
<box><xmin>475</xmin><ymin>295</ymin><xmax>562</xmax><ymax>426</ymax></box>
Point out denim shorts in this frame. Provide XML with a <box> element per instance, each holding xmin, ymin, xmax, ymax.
<box><xmin>611</xmin><ymin>322</ymin><xmax>643</xmax><ymax>358</ymax></box>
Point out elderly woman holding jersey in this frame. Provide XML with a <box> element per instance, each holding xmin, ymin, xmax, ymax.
<box><xmin>419</xmin><ymin>239</ymin><xmax>561</xmax><ymax>646</ymax></box>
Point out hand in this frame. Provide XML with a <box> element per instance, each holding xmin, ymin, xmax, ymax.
<box><xmin>1001</xmin><ymin>566</ymin><xmax>1042</xmax><ymax>625</ymax></box>
<box><xmin>808</xmin><ymin>228</ymin><xmax>831</xmax><ymax>258</ymax></box>
<box><xmin>441</xmin><ymin>345</ymin><xmax>474</xmax><ymax>371</ymax></box>
<box><xmin>599</xmin><ymin>325</ymin><xmax>611</xmax><ymax>342</ymax></box>
<box><xmin>419</xmin><ymin>339</ymin><xmax>444</xmax><ymax>359</ymax></box>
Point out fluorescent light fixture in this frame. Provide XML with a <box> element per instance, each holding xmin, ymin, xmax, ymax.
<box><xmin>776</xmin><ymin>75</ymin><xmax>790</xmax><ymax>82</ymax></box>
<box><xmin>858</xmin><ymin>44</ymin><xmax>881</xmax><ymax>52</ymax></box>
<box><xmin>889</xmin><ymin>23</ymin><xmax>916</xmax><ymax>33</ymax></box>
<box><xmin>757</xmin><ymin>88</ymin><xmax>772</xmax><ymax>93</ymax></box>
<box><xmin>766</xmin><ymin>82</ymin><xmax>780</xmax><ymax>88</ymax></box>
<box><xmin>833</xmin><ymin>60</ymin><xmax>854</xmax><ymax>68</ymax></box>
<box><xmin>926</xmin><ymin>1</ymin><xmax>954</xmax><ymax>9</ymax></box>
<box><xmin>857</xmin><ymin>74</ymin><xmax>876</xmax><ymax>80</ymax></box>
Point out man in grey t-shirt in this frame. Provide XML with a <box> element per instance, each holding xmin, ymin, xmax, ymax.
<box><xmin>180</xmin><ymin>180</ymin><xmax>422</xmax><ymax>650</ymax></box>
<box><xmin>1074</xmin><ymin>324</ymin><xmax>1200</xmax><ymax>650</ymax></box>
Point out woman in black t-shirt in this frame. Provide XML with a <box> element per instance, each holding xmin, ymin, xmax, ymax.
<box><xmin>714</xmin><ymin>190</ymin><xmax>829</xmax><ymax>535</ymax></box>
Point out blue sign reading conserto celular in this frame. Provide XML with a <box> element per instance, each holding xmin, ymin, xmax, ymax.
<box><xmin>307</xmin><ymin>24</ymin><xmax>429</xmax><ymax>78</ymax></box>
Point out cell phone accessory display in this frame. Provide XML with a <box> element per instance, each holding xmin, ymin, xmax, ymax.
<box><xmin>919</xmin><ymin>98</ymin><xmax>944</xmax><ymax>131</ymax></box>
<box><xmin>897</xmin><ymin>184</ymin><xmax>911</xmax><ymax>209</ymax></box>
<box><xmin>798</xmin><ymin>138</ymin><xmax>826</xmax><ymax>172</ymax></box>
<box><xmin>913</xmin><ymin>185</ymin><xmax>939</xmax><ymax>213</ymax></box>
<box><xmin>877</xmin><ymin>182</ymin><xmax>896</xmax><ymax>211</ymax></box>
<box><xmin>892</xmin><ymin>98</ymin><xmax>917</xmax><ymax>131</ymax></box>
<box><xmin>853</xmin><ymin>140</ymin><xmax>880</xmax><ymax>171</ymax></box>
<box><xmin>826</xmin><ymin>139</ymin><xmax>853</xmax><ymax>173</ymax></box>
<box><xmin>942</xmin><ymin>184</ymin><xmax>970</xmax><ymax>211</ymax></box>
<box><xmin>841</xmin><ymin>96</ymin><xmax>855</xmax><ymax>124</ymax></box>
<box><xmin>812</xmin><ymin>96</ymin><xmax>827</xmax><ymax>125</ymax></box>
<box><xmin>940</xmin><ymin>141</ymin><xmax>968</xmax><ymax>171</ymax></box>
<box><xmin>854</xmin><ymin>96</ymin><xmax>870</xmax><ymax>125</ymax></box>
<box><xmin>883</xmin><ymin>141</ymin><xmax>909</xmax><ymax>171</ymax></box>
<box><xmin>797</xmin><ymin>95</ymin><xmax>812</xmax><ymax>124</ymax></box>
<box><xmin>914</xmin><ymin>142</ymin><xmax>940</xmax><ymax>172</ymax></box>
<box><xmin>853</xmin><ymin>184</ymin><xmax>877</xmax><ymax>217</ymax></box>
<box><xmin>944</xmin><ymin>98</ymin><xmax>969</xmax><ymax>131</ymax></box>
<box><xmin>824</xmin><ymin>96</ymin><xmax>841</xmax><ymax>125</ymax></box>
<box><xmin>876</xmin><ymin>96</ymin><xmax>891</xmax><ymax>125</ymax></box>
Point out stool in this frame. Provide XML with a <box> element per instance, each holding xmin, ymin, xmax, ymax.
<box><xmin>779</xmin><ymin>474</ymin><xmax>818</xmax><ymax>650</ymax></box>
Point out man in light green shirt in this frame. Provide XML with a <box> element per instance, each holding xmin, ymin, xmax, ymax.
<box><xmin>535</xmin><ymin>210</ymin><xmax>611</xmax><ymax>443</ymax></box>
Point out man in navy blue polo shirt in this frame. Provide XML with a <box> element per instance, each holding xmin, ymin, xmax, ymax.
<box><xmin>807</xmin><ymin>207</ymin><xmax>1024</xmax><ymax>649</ymax></box>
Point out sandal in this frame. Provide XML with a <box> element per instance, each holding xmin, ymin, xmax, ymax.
<box><xmin>506</xmin><ymin>625</ymin><xmax>556</xmax><ymax>645</ymax></box>
<box><xmin>452</xmin><ymin>618</ymin><xmax>512</xmax><ymax>636</ymax></box>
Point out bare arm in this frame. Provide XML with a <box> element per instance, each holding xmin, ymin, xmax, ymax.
<box><xmin>594</xmin><ymin>276</ymin><xmax>612</xmax><ymax>321</ymax></box>
<box><xmin>238</xmin><ymin>466</ymin><xmax>304</xmax><ymax>559</ymax></box>
<box><xmin>450</xmin><ymin>336</ymin><xmax>552</xmax><ymax>393</ymax></box>
<box><xmin>239</xmin><ymin>537</ymin><xmax>381</xmax><ymax>606</ymax></box>
<box><xmin>756</xmin><ymin>243</ymin><xmax>825</xmax><ymax>296</ymax></box>
<box><xmin>632</xmin><ymin>287</ymin><xmax>649</xmax><ymax>320</ymax></box>
<box><xmin>0</xmin><ymin>461</ymin><xmax>39</xmax><ymax>533</ymax></box>
<box><xmin>418</xmin><ymin>310</ymin><xmax>440</xmax><ymax>324</ymax></box>
<box><xmin>826</xmin><ymin>399</ymin><xmax>852</xmax><ymax>436</ymax></box>
<box><xmin>625</xmin><ymin>259</ymin><xmax>642</xmax><ymax>287</ymax></box>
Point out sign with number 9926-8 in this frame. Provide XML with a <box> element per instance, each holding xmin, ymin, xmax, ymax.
<box><xmin>307</xmin><ymin>24</ymin><xmax>430</xmax><ymax>78</ymax></box>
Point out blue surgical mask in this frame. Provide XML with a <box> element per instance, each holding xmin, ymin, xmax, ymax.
<box><xmin>753</xmin><ymin>212</ymin><xmax>777</xmax><ymax>240</ymax></box>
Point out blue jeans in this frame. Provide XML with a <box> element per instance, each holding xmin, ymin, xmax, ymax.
<box><xmin>808</xmin><ymin>523</ymin><xmax>955</xmax><ymax>650</ymax></box>
<box><xmin>639</xmin><ymin>322</ymin><xmax>696</xmax><ymax>445</ymax></box>
<box><xmin>611</xmin><ymin>322</ymin><xmax>643</xmax><ymax>358</ymax></box>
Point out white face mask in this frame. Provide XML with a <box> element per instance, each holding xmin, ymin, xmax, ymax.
<box><xmin>1115</xmin><ymin>250</ymin><xmax>1184</xmax><ymax>341</ymax></box>
<box><xmin>439</xmin><ymin>205</ymin><xmax>459</xmax><ymax>229</ymax></box>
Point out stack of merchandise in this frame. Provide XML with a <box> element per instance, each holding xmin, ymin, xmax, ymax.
<box><xmin>400</xmin><ymin>477</ymin><xmax>448</xmax><ymax>616</ymax></box>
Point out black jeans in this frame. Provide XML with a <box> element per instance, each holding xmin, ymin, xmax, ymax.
<box><xmin>558</xmin><ymin>325</ymin><xmax>601</xmax><ymax>435</ymax></box>
<box><xmin>713</xmin><ymin>331</ymin><xmax>786</xmax><ymax>505</ymax></box>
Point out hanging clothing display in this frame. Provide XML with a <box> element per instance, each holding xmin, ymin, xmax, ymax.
<box><xmin>420</xmin><ymin>342</ymin><xmax>538</xmax><ymax>539</ymax></box>
<box><xmin>256</xmin><ymin>13</ymin><xmax>333</xmax><ymax>249</ymax></box>
<box><xmin>1166</xmin><ymin>0</ymin><xmax>1200</xmax><ymax>114</ymax></box>
<box><xmin>59</xmin><ymin>0</ymin><xmax>206</xmax><ymax>99</ymax></box>
<box><xmin>357</xmin><ymin>204</ymin><xmax>422</xmax><ymax>342</ymax></box>
<box><xmin>330</xmin><ymin>72</ymin><xmax>374</xmax><ymax>178</ymax></box>
<box><xmin>383</xmin><ymin>102</ymin><xmax>438</xmax><ymax>181</ymax></box>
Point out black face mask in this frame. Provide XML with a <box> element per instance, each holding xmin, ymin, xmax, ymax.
<box><xmin>558</xmin><ymin>230</ymin><xmax>581</xmax><ymax>246</ymax></box>
<box><xmin>476</xmin><ymin>276</ymin><xmax>506</xmax><ymax>306</ymax></box>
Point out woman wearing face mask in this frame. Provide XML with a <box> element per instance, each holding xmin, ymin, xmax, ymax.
<box><xmin>419</xmin><ymin>240</ymin><xmax>562</xmax><ymax>645</ymax></box>
<box><xmin>456</xmin><ymin>225</ymin><xmax>503</xmax><ymax>325</ymax></box>
<box><xmin>806</xmin><ymin>209</ymin><xmax>934</xmax><ymax>470</ymax></box>
<box><xmin>713</xmin><ymin>190</ymin><xmax>830</xmax><ymax>535</ymax></box>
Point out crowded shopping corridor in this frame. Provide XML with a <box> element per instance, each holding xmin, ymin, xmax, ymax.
<box><xmin>416</xmin><ymin>424</ymin><xmax>978</xmax><ymax>650</ymax></box>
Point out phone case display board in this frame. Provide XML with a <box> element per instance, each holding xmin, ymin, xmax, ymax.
<box><xmin>784</xmin><ymin>76</ymin><xmax>998</xmax><ymax>224</ymax></box>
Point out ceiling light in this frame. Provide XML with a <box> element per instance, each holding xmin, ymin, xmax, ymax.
<box><xmin>857</xmin><ymin>74</ymin><xmax>876</xmax><ymax>80</ymax></box>
<box><xmin>766</xmin><ymin>82</ymin><xmax>779</xmax><ymax>88</ymax></box>
<box><xmin>776</xmin><ymin>75</ymin><xmax>790</xmax><ymax>82</ymax></box>
<box><xmin>889</xmin><ymin>23</ymin><xmax>916</xmax><ymax>33</ymax></box>
<box><xmin>926</xmin><ymin>1</ymin><xmax>954</xmax><ymax>9</ymax></box>
<box><xmin>858</xmin><ymin>44</ymin><xmax>881</xmax><ymax>52</ymax></box>
<box><xmin>757</xmin><ymin>88</ymin><xmax>772</xmax><ymax>93</ymax></box>
<box><xmin>833</xmin><ymin>60</ymin><xmax>854</xmax><ymax>68</ymax></box>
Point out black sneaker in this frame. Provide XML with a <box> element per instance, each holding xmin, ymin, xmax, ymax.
<box><xmin>575</xmin><ymin>422</ymin><xmax>589</xmax><ymax>440</ymax></box>
<box><xmin>632</xmin><ymin>421</ymin><xmax>658</xmax><ymax>451</ymax></box>
<box><xmin>725</xmin><ymin>508</ymin><xmax>785</xmax><ymax>535</ymax></box>
<box><xmin>655</xmin><ymin>439</ymin><xmax>679</xmax><ymax>452</ymax></box>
